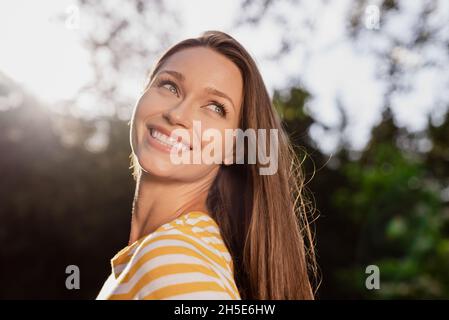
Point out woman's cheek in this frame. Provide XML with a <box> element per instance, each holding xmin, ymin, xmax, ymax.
<box><xmin>131</xmin><ymin>94</ymin><xmax>155</xmax><ymax>148</ymax></box>
<box><xmin>136</xmin><ymin>93</ymin><xmax>155</xmax><ymax>117</ymax></box>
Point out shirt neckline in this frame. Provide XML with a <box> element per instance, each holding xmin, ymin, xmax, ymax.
<box><xmin>110</xmin><ymin>210</ymin><xmax>218</xmax><ymax>278</ymax></box>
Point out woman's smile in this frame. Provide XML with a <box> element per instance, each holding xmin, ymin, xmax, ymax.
<box><xmin>146</xmin><ymin>125</ymin><xmax>191</xmax><ymax>154</ymax></box>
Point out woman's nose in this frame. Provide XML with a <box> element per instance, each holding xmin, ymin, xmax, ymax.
<box><xmin>162</xmin><ymin>100</ymin><xmax>193</xmax><ymax>128</ymax></box>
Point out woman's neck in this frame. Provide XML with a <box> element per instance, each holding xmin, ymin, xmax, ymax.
<box><xmin>128</xmin><ymin>171</ymin><xmax>215</xmax><ymax>245</ymax></box>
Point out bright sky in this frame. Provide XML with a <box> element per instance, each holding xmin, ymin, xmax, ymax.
<box><xmin>0</xmin><ymin>0</ymin><xmax>92</xmax><ymax>102</ymax></box>
<box><xmin>1</xmin><ymin>0</ymin><xmax>448</xmax><ymax>153</ymax></box>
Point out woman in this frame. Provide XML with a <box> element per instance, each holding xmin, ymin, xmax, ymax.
<box><xmin>97</xmin><ymin>30</ymin><xmax>317</xmax><ymax>300</ymax></box>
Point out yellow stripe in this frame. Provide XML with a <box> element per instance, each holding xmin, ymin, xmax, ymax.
<box><xmin>156</xmin><ymin>224</ymin><xmax>228</xmax><ymax>252</ymax></box>
<box><xmin>112</xmin><ymin>237</ymin><xmax>147</xmax><ymax>266</ymax></box>
<box><xmin>154</xmin><ymin>227</ymin><xmax>228</xmax><ymax>269</ymax></box>
<box><xmin>113</xmin><ymin>252</ymin><xmax>132</xmax><ymax>268</ymax></box>
<box><xmin>185</xmin><ymin>220</ymin><xmax>220</xmax><ymax>229</ymax></box>
<box><xmin>181</xmin><ymin>229</ymin><xmax>228</xmax><ymax>251</ymax></box>
<box><xmin>109</xmin><ymin>263</ymin><xmax>237</xmax><ymax>300</ymax></box>
<box><xmin>143</xmin><ymin>281</ymin><xmax>230</xmax><ymax>300</ymax></box>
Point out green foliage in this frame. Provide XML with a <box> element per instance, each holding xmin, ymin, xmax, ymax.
<box><xmin>273</xmin><ymin>85</ymin><xmax>449</xmax><ymax>299</ymax></box>
<box><xmin>333</xmin><ymin>142</ymin><xmax>449</xmax><ymax>298</ymax></box>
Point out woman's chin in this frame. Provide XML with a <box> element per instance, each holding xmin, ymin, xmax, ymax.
<box><xmin>138</xmin><ymin>156</ymin><xmax>178</xmax><ymax>177</ymax></box>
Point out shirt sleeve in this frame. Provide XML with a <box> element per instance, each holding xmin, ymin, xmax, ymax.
<box><xmin>112</xmin><ymin>228</ymin><xmax>238</xmax><ymax>300</ymax></box>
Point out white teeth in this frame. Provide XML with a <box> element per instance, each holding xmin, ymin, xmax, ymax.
<box><xmin>150</xmin><ymin>128</ymin><xmax>189</xmax><ymax>151</ymax></box>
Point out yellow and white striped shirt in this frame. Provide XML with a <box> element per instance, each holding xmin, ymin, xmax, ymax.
<box><xmin>96</xmin><ymin>211</ymin><xmax>241</xmax><ymax>300</ymax></box>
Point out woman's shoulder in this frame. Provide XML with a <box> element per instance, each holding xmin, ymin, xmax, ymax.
<box><xmin>109</xmin><ymin>211</ymin><xmax>240</xmax><ymax>299</ymax></box>
<box><xmin>136</xmin><ymin>211</ymin><xmax>232</xmax><ymax>267</ymax></box>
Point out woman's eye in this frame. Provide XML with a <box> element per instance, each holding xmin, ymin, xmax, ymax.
<box><xmin>155</xmin><ymin>79</ymin><xmax>179</xmax><ymax>96</ymax></box>
<box><xmin>206</xmin><ymin>103</ymin><xmax>226</xmax><ymax>117</ymax></box>
<box><xmin>162</xmin><ymin>83</ymin><xmax>178</xmax><ymax>95</ymax></box>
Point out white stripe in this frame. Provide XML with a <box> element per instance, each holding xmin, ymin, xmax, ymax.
<box><xmin>113</xmin><ymin>262</ymin><xmax>127</xmax><ymax>276</ymax></box>
<box><xmin>164</xmin><ymin>290</ymin><xmax>235</xmax><ymax>300</ymax></box>
<box><xmin>201</xmin><ymin>236</ymin><xmax>224</xmax><ymax>244</ymax></box>
<box><xmin>135</xmin><ymin>273</ymin><xmax>227</xmax><ymax>299</ymax></box>
<box><xmin>205</xmin><ymin>226</ymin><xmax>221</xmax><ymax>234</ymax></box>
<box><xmin>160</xmin><ymin>224</ymin><xmax>173</xmax><ymax>230</ymax></box>
<box><xmin>185</xmin><ymin>216</ymin><xmax>213</xmax><ymax>225</ymax></box>
<box><xmin>191</xmin><ymin>226</ymin><xmax>220</xmax><ymax>235</ymax></box>
<box><xmin>221</xmin><ymin>252</ymin><xmax>231</xmax><ymax>262</ymax></box>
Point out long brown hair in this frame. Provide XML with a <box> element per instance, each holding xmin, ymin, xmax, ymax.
<box><xmin>131</xmin><ymin>30</ymin><xmax>318</xmax><ymax>299</ymax></box>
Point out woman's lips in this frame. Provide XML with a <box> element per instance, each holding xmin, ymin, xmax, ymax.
<box><xmin>145</xmin><ymin>125</ymin><xmax>191</xmax><ymax>154</ymax></box>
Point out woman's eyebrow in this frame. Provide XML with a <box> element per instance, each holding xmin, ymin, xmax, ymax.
<box><xmin>204</xmin><ymin>87</ymin><xmax>235</xmax><ymax>111</ymax></box>
<box><xmin>157</xmin><ymin>70</ymin><xmax>185</xmax><ymax>82</ymax></box>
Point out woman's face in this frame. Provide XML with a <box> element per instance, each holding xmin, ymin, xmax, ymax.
<box><xmin>131</xmin><ymin>47</ymin><xmax>243</xmax><ymax>182</ymax></box>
